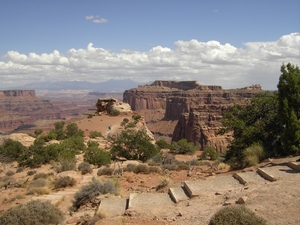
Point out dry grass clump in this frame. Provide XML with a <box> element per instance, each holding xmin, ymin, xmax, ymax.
<box><xmin>155</xmin><ymin>177</ymin><xmax>172</xmax><ymax>191</ymax></box>
<box><xmin>53</xmin><ymin>176</ymin><xmax>76</xmax><ymax>189</ymax></box>
<box><xmin>27</xmin><ymin>170</ymin><xmax>37</xmax><ymax>176</ymax></box>
<box><xmin>26</xmin><ymin>178</ymin><xmax>49</xmax><ymax>195</ymax></box>
<box><xmin>5</xmin><ymin>170</ymin><xmax>15</xmax><ymax>176</ymax></box>
<box><xmin>209</xmin><ymin>205</ymin><xmax>267</xmax><ymax>225</ymax></box>
<box><xmin>133</xmin><ymin>164</ymin><xmax>149</xmax><ymax>174</ymax></box>
<box><xmin>73</xmin><ymin>177</ymin><xmax>119</xmax><ymax>210</ymax></box>
<box><xmin>78</xmin><ymin>161</ymin><xmax>93</xmax><ymax>175</ymax></box>
<box><xmin>33</xmin><ymin>172</ymin><xmax>53</xmax><ymax>180</ymax></box>
<box><xmin>97</xmin><ymin>167</ymin><xmax>114</xmax><ymax>176</ymax></box>
<box><xmin>0</xmin><ymin>200</ymin><xmax>64</xmax><ymax>225</ymax></box>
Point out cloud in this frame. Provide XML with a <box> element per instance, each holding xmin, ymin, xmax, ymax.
<box><xmin>85</xmin><ymin>15</ymin><xmax>108</xmax><ymax>24</ymax></box>
<box><xmin>213</xmin><ymin>9</ymin><xmax>219</xmax><ymax>13</ymax></box>
<box><xmin>1</xmin><ymin>33</ymin><xmax>299</xmax><ymax>90</ymax></box>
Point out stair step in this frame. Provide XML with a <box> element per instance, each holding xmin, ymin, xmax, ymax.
<box><xmin>234</xmin><ymin>171</ymin><xmax>268</xmax><ymax>185</ymax></box>
<box><xmin>97</xmin><ymin>197</ymin><xmax>127</xmax><ymax>217</ymax></box>
<box><xmin>257</xmin><ymin>168</ymin><xmax>276</xmax><ymax>181</ymax></box>
<box><xmin>287</xmin><ymin>161</ymin><xmax>300</xmax><ymax>172</ymax></box>
<box><xmin>127</xmin><ymin>193</ymin><xmax>174</xmax><ymax>215</ymax></box>
<box><xmin>168</xmin><ymin>186</ymin><xmax>189</xmax><ymax>203</ymax></box>
<box><xmin>258</xmin><ymin>164</ymin><xmax>300</xmax><ymax>181</ymax></box>
<box><xmin>183</xmin><ymin>175</ymin><xmax>243</xmax><ymax>197</ymax></box>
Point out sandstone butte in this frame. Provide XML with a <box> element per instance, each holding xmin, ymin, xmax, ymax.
<box><xmin>123</xmin><ymin>80</ymin><xmax>262</xmax><ymax>152</ymax></box>
<box><xmin>0</xmin><ymin>90</ymin><xmax>92</xmax><ymax>132</ymax></box>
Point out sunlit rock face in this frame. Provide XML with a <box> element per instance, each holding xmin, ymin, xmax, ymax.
<box><xmin>124</xmin><ymin>81</ymin><xmax>262</xmax><ymax>152</ymax></box>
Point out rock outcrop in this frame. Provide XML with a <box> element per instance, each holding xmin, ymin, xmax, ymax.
<box><xmin>96</xmin><ymin>98</ymin><xmax>132</xmax><ymax>114</ymax></box>
<box><xmin>123</xmin><ymin>81</ymin><xmax>262</xmax><ymax>151</ymax></box>
<box><xmin>0</xmin><ymin>90</ymin><xmax>90</xmax><ymax>132</ymax></box>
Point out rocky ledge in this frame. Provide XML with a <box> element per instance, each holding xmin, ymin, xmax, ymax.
<box><xmin>123</xmin><ymin>81</ymin><xmax>262</xmax><ymax>152</ymax></box>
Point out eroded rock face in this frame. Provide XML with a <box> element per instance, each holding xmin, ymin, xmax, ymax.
<box><xmin>96</xmin><ymin>98</ymin><xmax>132</xmax><ymax>114</ymax></box>
<box><xmin>123</xmin><ymin>81</ymin><xmax>262</xmax><ymax>151</ymax></box>
<box><xmin>0</xmin><ymin>90</ymin><xmax>89</xmax><ymax>132</ymax></box>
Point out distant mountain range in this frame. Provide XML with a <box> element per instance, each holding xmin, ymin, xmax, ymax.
<box><xmin>14</xmin><ymin>79</ymin><xmax>149</xmax><ymax>91</ymax></box>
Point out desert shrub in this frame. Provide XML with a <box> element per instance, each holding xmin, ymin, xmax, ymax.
<box><xmin>97</xmin><ymin>167</ymin><xmax>114</xmax><ymax>176</ymax></box>
<box><xmin>125</xmin><ymin>163</ymin><xmax>136</xmax><ymax>172</ymax></box>
<box><xmin>77</xmin><ymin>214</ymin><xmax>101</xmax><ymax>225</ymax></box>
<box><xmin>187</xmin><ymin>159</ymin><xmax>199</xmax><ymax>166</ymax></box>
<box><xmin>209</xmin><ymin>205</ymin><xmax>267</xmax><ymax>225</ymax></box>
<box><xmin>133</xmin><ymin>164</ymin><xmax>149</xmax><ymax>174</ymax></box>
<box><xmin>148</xmin><ymin>166</ymin><xmax>161</xmax><ymax>173</ymax></box>
<box><xmin>34</xmin><ymin>129</ymin><xmax>43</xmax><ymax>136</ymax></box>
<box><xmin>54</xmin><ymin>176</ymin><xmax>76</xmax><ymax>189</ymax></box>
<box><xmin>0</xmin><ymin>176</ymin><xmax>15</xmax><ymax>189</ymax></box>
<box><xmin>26</xmin><ymin>187</ymin><xmax>50</xmax><ymax>195</ymax></box>
<box><xmin>125</xmin><ymin>121</ymin><xmax>137</xmax><ymax>128</ymax></box>
<box><xmin>33</xmin><ymin>172</ymin><xmax>53</xmax><ymax>180</ymax></box>
<box><xmin>89</xmin><ymin>131</ymin><xmax>103</xmax><ymax>138</ymax></box>
<box><xmin>0</xmin><ymin>200</ymin><xmax>64</xmax><ymax>225</ymax></box>
<box><xmin>120</xmin><ymin>118</ymin><xmax>129</xmax><ymax>127</ymax></box>
<box><xmin>176</xmin><ymin>161</ymin><xmax>190</xmax><ymax>171</ymax></box>
<box><xmin>155</xmin><ymin>177</ymin><xmax>171</xmax><ymax>191</ymax></box>
<box><xmin>73</xmin><ymin>177</ymin><xmax>118</xmax><ymax>210</ymax></box>
<box><xmin>29</xmin><ymin>178</ymin><xmax>47</xmax><ymax>188</ymax></box>
<box><xmin>170</xmin><ymin>139</ymin><xmax>198</xmax><ymax>155</ymax></box>
<box><xmin>156</xmin><ymin>139</ymin><xmax>171</xmax><ymax>149</ymax></box>
<box><xmin>16</xmin><ymin>167</ymin><xmax>24</xmax><ymax>173</ymax></box>
<box><xmin>132</xmin><ymin>114</ymin><xmax>142</xmax><ymax>121</ymax></box>
<box><xmin>27</xmin><ymin>170</ymin><xmax>37</xmax><ymax>176</ymax></box>
<box><xmin>162</xmin><ymin>163</ymin><xmax>177</xmax><ymax>171</ymax></box>
<box><xmin>110</xmin><ymin>109</ymin><xmax>120</xmax><ymax>116</ymax></box>
<box><xmin>200</xmin><ymin>146</ymin><xmax>219</xmax><ymax>160</ymax></box>
<box><xmin>244</xmin><ymin>143</ymin><xmax>265</xmax><ymax>167</ymax></box>
<box><xmin>53</xmin><ymin>156</ymin><xmax>77</xmax><ymax>173</ymax></box>
<box><xmin>6</xmin><ymin>170</ymin><xmax>15</xmax><ymax>176</ymax></box>
<box><xmin>0</xmin><ymin>139</ymin><xmax>27</xmax><ymax>163</ymax></box>
<box><xmin>110</xmin><ymin>128</ymin><xmax>159</xmax><ymax>162</ymax></box>
<box><xmin>84</xmin><ymin>145</ymin><xmax>111</xmax><ymax>167</ymax></box>
<box><xmin>78</xmin><ymin>161</ymin><xmax>93</xmax><ymax>175</ymax></box>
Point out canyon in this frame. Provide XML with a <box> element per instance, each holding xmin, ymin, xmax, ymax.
<box><xmin>0</xmin><ymin>90</ymin><xmax>94</xmax><ymax>133</ymax></box>
<box><xmin>124</xmin><ymin>81</ymin><xmax>262</xmax><ymax>152</ymax></box>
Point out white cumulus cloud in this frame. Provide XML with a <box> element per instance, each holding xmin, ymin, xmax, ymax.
<box><xmin>0</xmin><ymin>33</ymin><xmax>299</xmax><ymax>90</ymax></box>
<box><xmin>85</xmin><ymin>15</ymin><xmax>108</xmax><ymax>24</ymax></box>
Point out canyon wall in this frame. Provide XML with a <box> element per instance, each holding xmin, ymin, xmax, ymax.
<box><xmin>0</xmin><ymin>90</ymin><xmax>90</xmax><ymax>132</ymax></box>
<box><xmin>123</xmin><ymin>81</ymin><xmax>262</xmax><ymax>152</ymax></box>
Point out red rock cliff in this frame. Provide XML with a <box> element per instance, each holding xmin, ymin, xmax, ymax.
<box><xmin>123</xmin><ymin>81</ymin><xmax>262</xmax><ymax>151</ymax></box>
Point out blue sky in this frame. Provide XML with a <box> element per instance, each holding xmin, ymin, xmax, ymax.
<box><xmin>0</xmin><ymin>0</ymin><xmax>299</xmax><ymax>90</ymax></box>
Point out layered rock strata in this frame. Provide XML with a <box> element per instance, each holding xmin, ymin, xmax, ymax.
<box><xmin>123</xmin><ymin>81</ymin><xmax>262</xmax><ymax>152</ymax></box>
<box><xmin>0</xmin><ymin>90</ymin><xmax>89</xmax><ymax>132</ymax></box>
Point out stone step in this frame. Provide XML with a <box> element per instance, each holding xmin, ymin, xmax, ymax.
<box><xmin>256</xmin><ymin>168</ymin><xmax>276</xmax><ymax>181</ymax></box>
<box><xmin>287</xmin><ymin>161</ymin><xmax>300</xmax><ymax>172</ymax></box>
<box><xmin>233</xmin><ymin>171</ymin><xmax>269</xmax><ymax>185</ymax></box>
<box><xmin>97</xmin><ymin>197</ymin><xmax>127</xmax><ymax>218</ymax></box>
<box><xmin>127</xmin><ymin>193</ymin><xmax>175</xmax><ymax>216</ymax></box>
<box><xmin>184</xmin><ymin>175</ymin><xmax>243</xmax><ymax>197</ymax></box>
<box><xmin>258</xmin><ymin>164</ymin><xmax>300</xmax><ymax>181</ymax></box>
<box><xmin>168</xmin><ymin>186</ymin><xmax>189</xmax><ymax>203</ymax></box>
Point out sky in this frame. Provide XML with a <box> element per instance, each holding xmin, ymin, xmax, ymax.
<box><xmin>0</xmin><ymin>0</ymin><xmax>299</xmax><ymax>90</ymax></box>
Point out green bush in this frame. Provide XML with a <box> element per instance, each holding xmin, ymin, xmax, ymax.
<box><xmin>97</xmin><ymin>167</ymin><xmax>114</xmax><ymax>176</ymax></box>
<box><xmin>54</xmin><ymin>176</ymin><xmax>76</xmax><ymax>189</ymax></box>
<box><xmin>16</xmin><ymin>167</ymin><xmax>24</xmax><ymax>173</ymax></box>
<box><xmin>132</xmin><ymin>114</ymin><xmax>142</xmax><ymax>121</ymax></box>
<box><xmin>125</xmin><ymin>121</ymin><xmax>137</xmax><ymax>128</ymax></box>
<box><xmin>244</xmin><ymin>143</ymin><xmax>265</xmax><ymax>167</ymax></box>
<box><xmin>27</xmin><ymin>170</ymin><xmax>37</xmax><ymax>176</ymax></box>
<box><xmin>34</xmin><ymin>129</ymin><xmax>43</xmax><ymax>136</ymax></box>
<box><xmin>0</xmin><ymin>200</ymin><xmax>64</xmax><ymax>225</ymax></box>
<box><xmin>73</xmin><ymin>177</ymin><xmax>118</xmax><ymax>210</ymax></box>
<box><xmin>170</xmin><ymin>139</ymin><xmax>198</xmax><ymax>155</ymax></box>
<box><xmin>89</xmin><ymin>131</ymin><xmax>103</xmax><ymax>138</ymax></box>
<box><xmin>84</xmin><ymin>145</ymin><xmax>111</xmax><ymax>167</ymax></box>
<box><xmin>120</xmin><ymin>118</ymin><xmax>129</xmax><ymax>127</ymax></box>
<box><xmin>110</xmin><ymin>128</ymin><xmax>160</xmax><ymax>162</ymax></box>
<box><xmin>209</xmin><ymin>205</ymin><xmax>267</xmax><ymax>225</ymax></box>
<box><xmin>156</xmin><ymin>139</ymin><xmax>171</xmax><ymax>149</ymax></box>
<box><xmin>200</xmin><ymin>146</ymin><xmax>219</xmax><ymax>160</ymax></box>
<box><xmin>110</xmin><ymin>109</ymin><xmax>120</xmax><ymax>116</ymax></box>
<box><xmin>125</xmin><ymin>163</ymin><xmax>136</xmax><ymax>172</ymax></box>
<box><xmin>78</xmin><ymin>161</ymin><xmax>93</xmax><ymax>175</ymax></box>
<box><xmin>0</xmin><ymin>139</ymin><xmax>27</xmax><ymax>163</ymax></box>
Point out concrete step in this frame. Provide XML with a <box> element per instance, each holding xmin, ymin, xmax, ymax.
<box><xmin>127</xmin><ymin>193</ymin><xmax>175</xmax><ymax>216</ymax></box>
<box><xmin>234</xmin><ymin>171</ymin><xmax>268</xmax><ymax>185</ymax></box>
<box><xmin>288</xmin><ymin>161</ymin><xmax>300</xmax><ymax>172</ymax></box>
<box><xmin>97</xmin><ymin>197</ymin><xmax>127</xmax><ymax>217</ymax></box>
<box><xmin>258</xmin><ymin>164</ymin><xmax>300</xmax><ymax>181</ymax></box>
<box><xmin>184</xmin><ymin>175</ymin><xmax>243</xmax><ymax>197</ymax></box>
<box><xmin>168</xmin><ymin>186</ymin><xmax>189</xmax><ymax>203</ymax></box>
